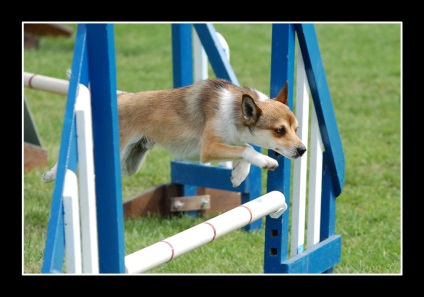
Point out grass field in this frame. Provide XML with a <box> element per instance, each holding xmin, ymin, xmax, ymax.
<box><xmin>23</xmin><ymin>23</ymin><xmax>401</xmax><ymax>274</ymax></box>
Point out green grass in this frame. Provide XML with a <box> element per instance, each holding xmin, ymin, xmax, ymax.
<box><xmin>23</xmin><ymin>23</ymin><xmax>401</xmax><ymax>274</ymax></box>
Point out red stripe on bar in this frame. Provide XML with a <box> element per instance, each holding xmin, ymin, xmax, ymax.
<box><xmin>239</xmin><ymin>205</ymin><xmax>253</xmax><ymax>224</ymax></box>
<box><xmin>204</xmin><ymin>222</ymin><xmax>217</xmax><ymax>242</ymax></box>
<box><xmin>28</xmin><ymin>74</ymin><xmax>37</xmax><ymax>89</ymax></box>
<box><xmin>160</xmin><ymin>240</ymin><xmax>174</xmax><ymax>262</ymax></box>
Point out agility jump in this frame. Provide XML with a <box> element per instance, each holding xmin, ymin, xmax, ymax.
<box><xmin>35</xmin><ymin>24</ymin><xmax>344</xmax><ymax>274</ymax></box>
<box><xmin>125</xmin><ymin>191</ymin><xmax>287</xmax><ymax>274</ymax></box>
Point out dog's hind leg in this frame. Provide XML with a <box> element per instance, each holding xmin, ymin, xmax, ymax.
<box><xmin>121</xmin><ymin>137</ymin><xmax>154</xmax><ymax>176</ymax></box>
<box><xmin>42</xmin><ymin>162</ymin><xmax>58</xmax><ymax>183</ymax></box>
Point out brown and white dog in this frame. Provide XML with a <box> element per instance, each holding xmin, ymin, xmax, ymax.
<box><xmin>43</xmin><ymin>78</ymin><xmax>306</xmax><ymax>187</ymax></box>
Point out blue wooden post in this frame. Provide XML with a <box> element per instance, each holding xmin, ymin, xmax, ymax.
<box><xmin>171</xmin><ymin>23</ymin><xmax>198</xmax><ymax>217</ymax></box>
<box><xmin>86</xmin><ymin>24</ymin><xmax>126</xmax><ymax>273</ymax></box>
<box><xmin>320</xmin><ymin>155</ymin><xmax>338</xmax><ymax>273</ymax></box>
<box><xmin>172</xmin><ymin>24</ymin><xmax>193</xmax><ymax>88</ymax></box>
<box><xmin>263</xmin><ymin>24</ymin><xmax>296</xmax><ymax>273</ymax></box>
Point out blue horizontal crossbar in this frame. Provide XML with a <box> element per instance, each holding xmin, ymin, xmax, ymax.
<box><xmin>171</xmin><ymin>161</ymin><xmax>249</xmax><ymax>193</ymax></box>
<box><xmin>278</xmin><ymin>234</ymin><xmax>342</xmax><ymax>273</ymax></box>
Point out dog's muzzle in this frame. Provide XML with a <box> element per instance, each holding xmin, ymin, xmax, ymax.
<box><xmin>273</xmin><ymin>145</ymin><xmax>306</xmax><ymax>159</ymax></box>
<box><xmin>297</xmin><ymin>145</ymin><xmax>307</xmax><ymax>157</ymax></box>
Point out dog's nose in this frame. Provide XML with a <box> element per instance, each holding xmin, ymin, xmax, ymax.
<box><xmin>297</xmin><ymin>146</ymin><xmax>306</xmax><ymax>157</ymax></box>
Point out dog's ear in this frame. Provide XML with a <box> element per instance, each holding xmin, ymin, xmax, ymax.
<box><xmin>242</xmin><ymin>95</ymin><xmax>262</xmax><ymax>125</ymax></box>
<box><xmin>275</xmin><ymin>81</ymin><xmax>289</xmax><ymax>106</ymax></box>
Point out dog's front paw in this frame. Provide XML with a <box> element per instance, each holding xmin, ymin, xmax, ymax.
<box><xmin>242</xmin><ymin>147</ymin><xmax>279</xmax><ymax>170</ymax></box>
<box><xmin>231</xmin><ymin>159</ymin><xmax>251</xmax><ymax>187</ymax></box>
<box><xmin>252</xmin><ymin>154</ymin><xmax>279</xmax><ymax>170</ymax></box>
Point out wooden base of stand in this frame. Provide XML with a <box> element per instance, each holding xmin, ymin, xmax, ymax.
<box><xmin>24</xmin><ymin>142</ymin><xmax>48</xmax><ymax>172</ymax></box>
<box><xmin>123</xmin><ymin>184</ymin><xmax>241</xmax><ymax>218</ymax></box>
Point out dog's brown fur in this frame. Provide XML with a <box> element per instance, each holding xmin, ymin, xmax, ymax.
<box><xmin>43</xmin><ymin>78</ymin><xmax>306</xmax><ymax>187</ymax></box>
<box><xmin>118</xmin><ymin>78</ymin><xmax>306</xmax><ymax>187</ymax></box>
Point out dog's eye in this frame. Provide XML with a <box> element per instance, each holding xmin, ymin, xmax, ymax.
<box><xmin>274</xmin><ymin>127</ymin><xmax>286</xmax><ymax>135</ymax></box>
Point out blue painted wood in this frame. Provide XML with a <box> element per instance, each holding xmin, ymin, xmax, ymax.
<box><xmin>171</xmin><ymin>161</ymin><xmax>264</xmax><ymax>229</ymax></box>
<box><xmin>183</xmin><ymin>185</ymin><xmax>197</xmax><ymax>197</ymax></box>
<box><xmin>171</xmin><ymin>24</ymin><xmax>193</xmax><ymax>88</ymax></box>
<box><xmin>320</xmin><ymin>153</ymin><xmax>337</xmax><ymax>239</ymax></box>
<box><xmin>193</xmin><ymin>23</ymin><xmax>239</xmax><ymax>85</ymax></box>
<box><xmin>241</xmin><ymin>163</ymin><xmax>263</xmax><ymax>231</ymax></box>
<box><xmin>171</xmin><ymin>161</ymin><xmax>263</xmax><ymax>229</ymax></box>
<box><xmin>171</xmin><ymin>161</ymin><xmax>249</xmax><ymax>193</ymax></box>
<box><xmin>171</xmin><ymin>24</ymin><xmax>198</xmax><ymax>217</ymax></box>
<box><xmin>42</xmin><ymin>24</ymin><xmax>89</xmax><ymax>273</ymax></box>
<box><xmin>320</xmin><ymin>161</ymin><xmax>337</xmax><ymax>273</ymax></box>
<box><xmin>264</xmin><ymin>24</ymin><xmax>296</xmax><ymax>273</ymax></box>
<box><xmin>294</xmin><ymin>24</ymin><xmax>345</xmax><ymax>197</ymax></box>
<box><xmin>86</xmin><ymin>24</ymin><xmax>125</xmax><ymax>274</ymax></box>
<box><xmin>279</xmin><ymin>235</ymin><xmax>341</xmax><ymax>273</ymax></box>
<box><xmin>183</xmin><ymin>185</ymin><xmax>198</xmax><ymax>217</ymax></box>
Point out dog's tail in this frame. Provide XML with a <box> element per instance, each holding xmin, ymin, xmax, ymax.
<box><xmin>43</xmin><ymin>136</ymin><xmax>154</xmax><ymax>182</ymax></box>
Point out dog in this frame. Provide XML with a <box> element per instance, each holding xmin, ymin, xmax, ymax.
<box><xmin>43</xmin><ymin>78</ymin><xmax>306</xmax><ymax>187</ymax></box>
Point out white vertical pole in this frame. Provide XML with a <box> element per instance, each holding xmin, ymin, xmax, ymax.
<box><xmin>63</xmin><ymin>169</ymin><xmax>82</xmax><ymax>274</ymax></box>
<box><xmin>216</xmin><ymin>32</ymin><xmax>230</xmax><ymax>61</ymax></box>
<box><xmin>193</xmin><ymin>30</ymin><xmax>208</xmax><ymax>82</ymax></box>
<box><xmin>75</xmin><ymin>85</ymin><xmax>99</xmax><ymax>274</ymax></box>
<box><xmin>306</xmin><ymin>105</ymin><xmax>323</xmax><ymax>248</ymax></box>
<box><xmin>290</xmin><ymin>48</ymin><xmax>310</xmax><ymax>257</ymax></box>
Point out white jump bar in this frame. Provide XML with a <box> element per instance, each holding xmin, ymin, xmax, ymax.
<box><xmin>125</xmin><ymin>191</ymin><xmax>287</xmax><ymax>274</ymax></box>
<box><xmin>23</xmin><ymin>72</ymin><xmax>127</xmax><ymax>95</ymax></box>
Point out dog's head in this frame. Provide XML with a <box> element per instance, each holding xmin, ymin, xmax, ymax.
<box><xmin>241</xmin><ymin>82</ymin><xmax>306</xmax><ymax>160</ymax></box>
